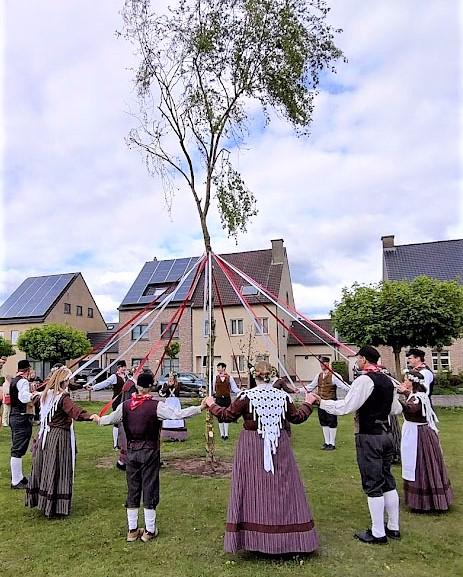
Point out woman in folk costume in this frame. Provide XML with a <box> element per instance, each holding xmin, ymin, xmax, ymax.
<box><xmin>398</xmin><ymin>370</ymin><xmax>453</xmax><ymax>512</ymax></box>
<box><xmin>26</xmin><ymin>366</ymin><xmax>99</xmax><ymax>517</ymax></box>
<box><xmin>159</xmin><ymin>373</ymin><xmax>188</xmax><ymax>441</ymax></box>
<box><xmin>205</xmin><ymin>360</ymin><xmax>319</xmax><ymax>555</ymax></box>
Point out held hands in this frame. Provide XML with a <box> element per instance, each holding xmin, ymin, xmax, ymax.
<box><xmin>204</xmin><ymin>396</ymin><xmax>215</xmax><ymax>408</ymax></box>
<box><xmin>89</xmin><ymin>414</ymin><xmax>100</xmax><ymax>424</ymax></box>
<box><xmin>305</xmin><ymin>392</ymin><xmax>320</xmax><ymax>406</ymax></box>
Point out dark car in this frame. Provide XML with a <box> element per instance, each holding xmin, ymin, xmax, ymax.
<box><xmin>156</xmin><ymin>372</ymin><xmax>205</xmax><ymax>397</ymax></box>
<box><xmin>74</xmin><ymin>367</ymin><xmax>109</xmax><ymax>385</ymax></box>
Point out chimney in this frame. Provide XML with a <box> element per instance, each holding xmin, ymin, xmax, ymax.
<box><xmin>381</xmin><ymin>235</ymin><xmax>395</xmax><ymax>250</ymax></box>
<box><xmin>271</xmin><ymin>239</ymin><xmax>285</xmax><ymax>264</ymax></box>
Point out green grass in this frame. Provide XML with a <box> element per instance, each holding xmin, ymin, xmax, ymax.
<box><xmin>0</xmin><ymin>405</ymin><xmax>462</xmax><ymax>577</ymax></box>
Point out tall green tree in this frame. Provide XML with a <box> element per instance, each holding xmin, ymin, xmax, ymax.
<box><xmin>0</xmin><ymin>336</ymin><xmax>16</xmax><ymax>358</ymax></box>
<box><xmin>331</xmin><ymin>277</ymin><xmax>463</xmax><ymax>377</ymax></box>
<box><xmin>123</xmin><ymin>0</ymin><xmax>343</xmax><ymax>460</ymax></box>
<box><xmin>17</xmin><ymin>324</ymin><xmax>92</xmax><ymax>365</ymax></box>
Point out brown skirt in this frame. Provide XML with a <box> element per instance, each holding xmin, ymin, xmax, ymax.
<box><xmin>403</xmin><ymin>425</ymin><xmax>453</xmax><ymax>511</ymax></box>
<box><xmin>224</xmin><ymin>430</ymin><xmax>319</xmax><ymax>554</ymax></box>
<box><xmin>26</xmin><ymin>427</ymin><xmax>74</xmax><ymax>517</ymax></box>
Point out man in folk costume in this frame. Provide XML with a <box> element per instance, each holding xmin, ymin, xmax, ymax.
<box><xmin>9</xmin><ymin>360</ymin><xmax>40</xmax><ymax>489</ymax></box>
<box><xmin>304</xmin><ymin>356</ymin><xmax>350</xmax><ymax>450</ymax></box>
<box><xmin>205</xmin><ymin>360</ymin><xmax>320</xmax><ymax>555</ymax></box>
<box><xmin>406</xmin><ymin>348</ymin><xmax>434</xmax><ymax>398</ymax></box>
<box><xmin>314</xmin><ymin>346</ymin><xmax>402</xmax><ymax>544</ymax></box>
<box><xmin>96</xmin><ymin>372</ymin><xmax>206</xmax><ymax>542</ymax></box>
<box><xmin>213</xmin><ymin>362</ymin><xmax>240</xmax><ymax>440</ymax></box>
<box><xmin>86</xmin><ymin>360</ymin><xmax>127</xmax><ymax>461</ymax></box>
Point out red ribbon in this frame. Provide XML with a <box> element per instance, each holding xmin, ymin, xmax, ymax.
<box><xmin>129</xmin><ymin>392</ymin><xmax>152</xmax><ymax>411</ymax></box>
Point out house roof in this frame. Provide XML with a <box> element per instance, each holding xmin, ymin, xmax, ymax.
<box><xmin>87</xmin><ymin>323</ymin><xmax>119</xmax><ymax>354</ymax></box>
<box><xmin>287</xmin><ymin>318</ymin><xmax>340</xmax><ymax>346</ymax></box>
<box><xmin>119</xmin><ymin>249</ymin><xmax>284</xmax><ymax>309</ymax></box>
<box><xmin>0</xmin><ymin>272</ymin><xmax>79</xmax><ymax>324</ymax></box>
<box><xmin>383</xmin><ymin>239</ymin><xmax>463</xmax><ymax>282</ymax></box>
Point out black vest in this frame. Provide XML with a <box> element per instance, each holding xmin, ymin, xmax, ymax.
<box><xmin>357</xmin><ymin>372</ymin><xmax>394</xmax><ymax>434</ymax></box>
<box><xmin>111</xmin><ymin>375</ymin><xmax>125</xmax><ymax>410</ymax></box>
<box><xmin>122</xmin><ymin>398</ymin><xmax>160</xmax><ymax>450</ymax></box>
<box><xmin>9</xmin><ymin>376</ymin><xmax>29</xmax><ymax>413</ymax></box>
<box><xmin>422</xmin><ymin>364</ymin><xmax>435</xmax><ymax>398</ymax></box>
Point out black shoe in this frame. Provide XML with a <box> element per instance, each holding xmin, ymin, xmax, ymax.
<box><xmin>321</xmin><ymin>443</ymin><xmax>329</xmax><ymax>450</ymax></box>
<box><xmin>224</xmin><ymin>436</ymin><xmax>229</xmax><ymax>440</ymax></box>
<box><xmin>385</xmin><ymin>526</ymin><xmax>401</xmax><ymax>540</ymax></box>
<box><xmin>116</xmin><ymin>461</ymin><xmax>126</xmax><ymax>471</ymax></box>
<box><xmin>11</xmin><ymin>477</ymin><xmax>28</xmax><ymax>490</ymax></box>
<box><xmin>354</xmin><ymin>529</ymin><xmax>387</xmax><ymax>544</ymax></box>
<box><xmin>326</xmin><ymin>444</ymin><xmax>336</xmax><ymax>451</ymax></box>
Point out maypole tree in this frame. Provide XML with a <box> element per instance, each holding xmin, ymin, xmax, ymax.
<box><xmin>122</xmin><ymin>0</ymin><xmax>344</xmax><ymax>461</ymax></box>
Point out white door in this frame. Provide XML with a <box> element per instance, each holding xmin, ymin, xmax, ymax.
<box><xmin>295</xmin><ymin>355</ymin><xmax>325</xmax><ymax>382</ymax></box>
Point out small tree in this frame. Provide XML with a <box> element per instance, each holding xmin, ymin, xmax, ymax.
<box><xmin>17</xmin><ymin>324</ymin><xmax>92</xmax><ymax>365</ymax></box>
<box><xmin>163</xmin><ymin>341</ymin><xmax>181</xmax><ymax>373</ymax></box>
<box><xmin>331</xmin><ymin>277</ymin><xmax>463</xmax><ymax>377</ymax></box>
<box><xmin>0</xmin><ymin>336</ymin><xmax>16</xmax><ymax>358</ymax></box>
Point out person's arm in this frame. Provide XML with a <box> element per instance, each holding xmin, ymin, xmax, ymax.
<box><xmin>285</xmin><ymin>399</ymin><xmax>314</xmax><ymax>424</ymax></box>
<box><xmin>332</xmin><ymin>373</ymin><xmax>351</xmax><ymax>392</ymax></box>
<box><xmin>304</xmin><ymin>374</ymin><xmax>319</xmax><ymax>393</ymax></box>
<box><xmin>420</xmin><ymin>370</ymin><xmax>433</xmax><ymax>395</ymax></box>
<box><xmin>229</xmin><ymin>375</ymin><xmax>240</xmax><ymax>395</ymax></box>
<box><xmin>61</xmin><ymin>395</ymin><xmax>92</xmax><ymax>421</ymax></box>
<box><xmin>208</xmin><ymin>396</ymin><xmax>248</xmax><ymax>423</ymax></box>
<box><xmin>99</xmin><ymin>402</ymin><xmax>123</xmax><ymax>426</ymax></box>
<box><xmin>17</xmin><ymin>378</ymin><xmax>34</xmax><ymax>404</ymax></box>
<box><xmin>91</xmin><ymin>374</ymin><xmax>117</xmax><ymax>392</ymax></box>
<box><xmin>156</xmin><ymin>401</ymin><xmax>202</xmax><ymax>420</ymax></box>
<box><xmin>320</xmin><ymin>375</ymin><xmax>374</xmax><ymax>416</ymax></box>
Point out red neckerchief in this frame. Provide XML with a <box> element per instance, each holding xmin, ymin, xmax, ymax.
<box><xmin>363</xmin><ymin>364</ymin><xmax>382</xmax><ymax>373</ymax></box>
<box><xmin>129</xmin><ymin>392</ymin><xmax>151</xmax><ymax>411</ymax></box>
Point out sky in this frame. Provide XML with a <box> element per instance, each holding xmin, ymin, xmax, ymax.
<box><xmin>1</xmin><ymin>0</ymin><xmax>462</xmax><ymax>322</ymax></box>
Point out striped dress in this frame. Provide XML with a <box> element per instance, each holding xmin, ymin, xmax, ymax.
<box><xmin>26</xmin><ymin>393</ymin><xmax>91</xmax><ymax>517</ymax></box>
<box><xmin>209</xmin><ymin>392</ymin><xmax>319</xmax><ymax>555</ymax></box>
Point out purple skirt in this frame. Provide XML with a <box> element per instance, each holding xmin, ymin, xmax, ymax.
<box><xmin>224</xmin><ymin>430</ymin><xmax>319</xmax><ymax>554</ymax></box>
<box><xmin>404</xmin><ymin>425</ymin><xmax>453</xmax><ymax>511</ymax></box>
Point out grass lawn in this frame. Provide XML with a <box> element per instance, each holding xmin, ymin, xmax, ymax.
<box><xmin>0</xmin><ymin>404</ymin><xmax>461</xmax><ymax>577</ymax></box>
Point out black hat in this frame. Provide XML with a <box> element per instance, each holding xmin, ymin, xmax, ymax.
<box><xmin>406</xmin><ymin>348</ymin><xmax>425</xmax><ymax>361</ymax></box>
<box><xmin>18</xmin><ymin>359</ymin><xmax>31</xmax><ymax>371</ymax></box>
<box><xmin>357</xmin><ymin>345</ymin><xmax>380</xmax><ymax>364</ymax></box>
<box><xmin>137</xmin><ymin>372</ymin><xmax>154</xmax><ymax>389</ymax></box>
<box><xmin>116</xmin><ymin>360</ymin><xmax>127</xmax><ymax>368</ymax></box>
<box><xmin>319</xmin><ymin>356</ymin><xmax>330</xmax><ymax>364</ymax></box>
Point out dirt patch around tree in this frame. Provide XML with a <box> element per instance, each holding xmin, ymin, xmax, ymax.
<box><xmin>164</xmin><ymin>457</ymin><xmax>232</xmax><ymax>477</ymax></box>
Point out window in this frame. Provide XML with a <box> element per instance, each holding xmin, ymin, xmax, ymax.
<box><xmin>432</xmin><ymin>351</ymin><xmax>450</xmax><ymax>372</ymax></box>
<box><xmin>162</xmin><ymin>358</ymin><xmax>180</xmax><ymax>374</ymax></box>
<box><xmin>256</xmin><ymin>317</ymin><xmax>269</xmax><ymax>334</ymax></box>
<box><xmin>11</xmin><ymin>330</ymin><xmax>20</xmax><ymax>345</ymax></box>
<box><xmin>230</xmin><ymin>319</ymin><xmax>244</xmax><ymax>335</ymax></box>
<box><xmin>204</xmin><ymin>320</ymin><xmax>209</xmax><ymax>336</ymax></box>
<box><xmin>232</xmin><ymin>355</ymin><xmax>246</xmax><ymax>372</ymax></box>
<box><xmin>143</xmin><ymin>284</ymin><xmax>171</xmax><ymax>297</ymax></box>
<box><xmin>131</xmin><ymin>324</ymin><xmax>149</xmax><ymax>340</ymax></box>
<box><xmin>64</xmin><ymin>303</ymin><xmax>71</xmax><ymax>314</ymax></box>
<box><xmin>76</xmin><ymin>305</ymin><xmax>83</xmax><ymax>316</ymax></box>
<box><xmin>160</xmin><ymin>322</ymin><xmax>179</xmax><ymax>340</ymax></box>
<box><xmin>256</xmin><ymin>353</ymin><xmax>269</xmax><ymax>363</ymax></box>
<box><xmin>131</xmin><ymin>358</ymin><xmax>143</xmax><ymax>368</ymax></box>
<box><xmin>241</xmin><ymin>285</ymin><xmax>259</xmax><ymax>296</ymax></box>
<box><xmin>88</xmin><ymin>307</ymin><xmax>94</xmax><ymax>318</ymax></box>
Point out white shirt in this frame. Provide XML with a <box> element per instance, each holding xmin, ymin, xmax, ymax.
<box><xmin>320</xmin><ymin>374</ymin><xmax>402</xmax><ymax>416</ymax></box>
<box><xmin>418</xmin><ymin>368</ymin><xmax>433</xmax><ymax>396</ymax></box>
<box><xmin>305</xmin><ymin>371</ymin><xmax>350</xmax><ymax>393</ymax></box>
<box><xmin>91</xmin><ymin>373</ymin><xmax>118</xmax><ymax>391</ymax></box>
<box><xmin>213</xmin><ymin>374</ymin><xmax>240</xmax><ymax>395</ymax></box>
<box><xmin>16</xmin><ymin>377</ymin><xmax>34</xmax><ymax>404</ymax></box>
<box><xmin>99</xmin><ymin>400</ymin><xmax>201</xmax><ymax>426</ymax></box>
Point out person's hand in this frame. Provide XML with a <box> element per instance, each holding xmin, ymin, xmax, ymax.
<box><xmin>305</xmin><ymin>392</ymin><xmax>320</xmax><ymax>405</ymax></box>
<box><xmin>90</xmin><ymin>414</ymin><xmax>100</xmax><ymax>423</ymax></box>
<box><xmin>205</xmin><ymin>396</ymin><xmax>215</xmax><ymax>408</ymax></box>
<box><xmin>83</xmin><ymin>383</ymin><xmax>92</xmax><ymax>391</ymax></box>
<box><xmin>200</xmin><ymin>398</ymin><xmax>208</xmax><ymax>411</ymax></box>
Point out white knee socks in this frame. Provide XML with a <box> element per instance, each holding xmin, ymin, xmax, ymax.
<box><xmin>328</xmin><ymin>427</ymin><xmax>337</xmax><ymax>447</ymax></box>
<box><xmin>144</xmin><ymin>508</ymin><xmax>156</xmax><ymax>533</ymax></box>
<box><xmin>322</xmin><ymin>426</ymin><xmax>330</xmax><ymax>445</ymax></box>
<box><xmin>127</xmin><ymin>508</ymin><xmax>139</xmax><ymax>531</ymax></box>
<box><xmin>367</xmin><ymin>496</ymin><xmax>386</xmax><ymax>537</ymax></box>
<box><xmin>112</xmin><ymin>426</ymin><xmax>119</xmax><ymax>449</ymax></box>
<box><xmin>10</xmin><ymin>457</ymin><xmax>23</xmax><ymax>486</ymax></box>
<box><xmin>219</xmin><ymin>422</ymin><xmax>229</xmax><ymax>437</ymax></box>
<box><xmin>384</xmin><ymin>489</ymin><xmax>400</xmax><ymax>531</ymax></box>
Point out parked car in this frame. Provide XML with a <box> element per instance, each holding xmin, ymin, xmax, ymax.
<box><xmin>74</xmin><ymin>367</ymin><xmax>109</xmax><ymax>386</ymax></box>
<box><xmin>156</xmin><ymin>372</ymin><xmax>205</xmax><ymax>397</ymax></box>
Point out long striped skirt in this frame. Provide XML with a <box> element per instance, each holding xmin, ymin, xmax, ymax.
<box><xmin>403</xmin><ymin>425</ymin><xmax>453</xmax><ymax>512</ymax></box>
<box><xmin>224</xmin><ymin>430</ymin><xmax>319</xmax><ymax>555</ymax></box>
<box><xmin>26</xmin><ymin>428</ymin><xmax>74</xmax><ymax>517</ymax></box>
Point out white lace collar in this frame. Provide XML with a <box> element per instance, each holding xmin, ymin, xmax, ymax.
<box><xmin>240</xmin><ymin>384</ymin><xmax>292</xmax><ymax>474</ymax></box>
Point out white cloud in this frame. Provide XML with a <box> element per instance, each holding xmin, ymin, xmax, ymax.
<box><xmin>1</xmin><ymin>0</ymin><xmax>460</xmax><ymax>321</ymax></box>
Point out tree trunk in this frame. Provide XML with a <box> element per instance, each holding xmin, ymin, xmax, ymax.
<box><xmin>393</xmin><ymin>348</ymin><xmax>402</xmax><ymax>380</ymax></box>
<box><xmin>205</xmin><ymin>314</ymin><xmax>216</xmax><ymax>464</ymax></box>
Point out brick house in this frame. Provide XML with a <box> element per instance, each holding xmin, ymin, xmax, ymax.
<box><xmin>117</xmin><ymin>239</ymin><xmax>295</xmax><ymax>380</ymax></box>
<box><xmin>0</xmin><ymin>272</ymin><xmax>107</xmax><ymax>377</ymax></box>
<box><xmin>379</xmin><ymin>235</ymin><xmax>463</xmax><ymax>375</ymax></box>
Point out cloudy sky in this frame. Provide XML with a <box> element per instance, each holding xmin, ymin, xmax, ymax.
<box><xmin>1</xmin><ymin>0</ymin><xmax>461</xmax><ymax>322</ymax></box>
